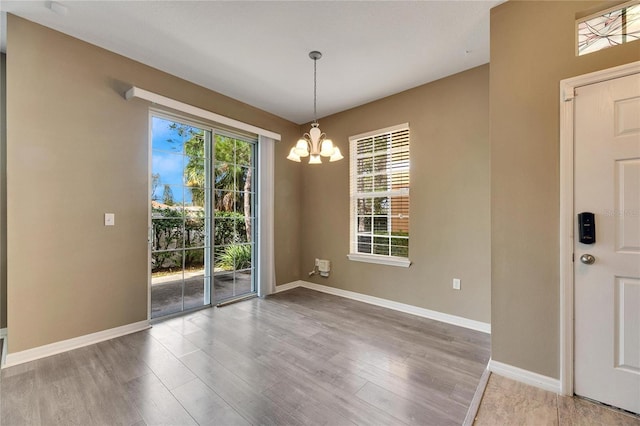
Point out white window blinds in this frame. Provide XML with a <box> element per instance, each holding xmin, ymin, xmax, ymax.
<box><xmin>349</xmin><ymin>124</ymin><xmax>410</xmax><ymax>266</ymax></box>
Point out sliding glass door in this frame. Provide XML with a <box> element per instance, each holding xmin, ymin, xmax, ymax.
<box><xmin>150</xmin><ymin>116</ymin><xmax>211</xmax><ymax>318</ymax></box>
<box><xmin>213</xmin><ymin>134</ymin><xmax>256</xmax><ymax>302</ymax></box>
<box><xmin>150</xmin><ymin>115</ymin><xmax>256</xmax><ymax>319</ymax></box>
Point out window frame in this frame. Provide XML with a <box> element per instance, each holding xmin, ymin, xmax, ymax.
<box><xmin>348</xmin><ymin>123</ymin><xmax>411</xmax><ymax>268</ymax></box>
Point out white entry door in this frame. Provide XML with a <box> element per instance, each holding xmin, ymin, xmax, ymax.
<box><xmin>574</xmin><ymin>72</ymin><xmax>640</xmax><ymax>414</ymax></box>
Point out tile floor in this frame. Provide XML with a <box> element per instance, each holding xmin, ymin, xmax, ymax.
<box><xmin>474</xmin><ymin>373</ymin><xmax>640</xmax><ymax>425</ymax></box>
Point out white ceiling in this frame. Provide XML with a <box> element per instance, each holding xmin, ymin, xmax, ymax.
<box><xmin>0</xmin><ymin>0</ymin><xmax>502</xmax><ymax>124</ymax></box>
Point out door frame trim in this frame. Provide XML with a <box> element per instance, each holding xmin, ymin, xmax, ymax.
<box><xmin>559</xmin><ymin>61</ymin><xmax>640</xmax><ymax>396</ymax></box>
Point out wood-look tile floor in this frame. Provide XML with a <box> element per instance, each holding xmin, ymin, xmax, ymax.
<box><xmin>474</xmin><ymin>373</ymin><xmax>640</xmax><ymax>425</ymax></box>
<box><xmin>0</xmin><ymin>287</ymin><xmax>490</xmax><ymax>425</ymax></box>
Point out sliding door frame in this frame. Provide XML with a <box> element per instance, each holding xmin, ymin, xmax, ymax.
<box><xmin>211</xmin><ymin>129</ymin><xmax>258</xmax><ymax>303</ymax></box>
<box><xmin>147</xmin><ymin>108</ymin><xmax>266</xmax><ymax>320</ymax></box>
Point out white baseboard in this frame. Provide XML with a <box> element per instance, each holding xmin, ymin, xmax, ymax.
<box><xmin>3</xmin><ymin>320</ymin><xmax>150</xmax><ymax>368</ymax></box>
<box><xmin>275</xmin><ymin>280</ymin><xmax>491</xmax><ymax>334</ymax></box>
<box><xmin>274</xmin><ymin>280</ymin><xmax>305</xmax><ymax>293</ymax></box>
<box><xmin>489</xmin><ymin>359</ymin><xmax>561</xmax><ymax>394</ymax></box>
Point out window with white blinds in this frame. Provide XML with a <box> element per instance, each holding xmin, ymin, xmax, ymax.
<box><xmin>348</xmin><ymin>123</ymin><xmax>410</xmax><ymax>267</ymax></box>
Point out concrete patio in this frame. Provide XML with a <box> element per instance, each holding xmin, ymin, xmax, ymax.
<box><xmin>151</xmin><ymin>270</ymin><xmax>253</xmax><ymax>318</ymax></box>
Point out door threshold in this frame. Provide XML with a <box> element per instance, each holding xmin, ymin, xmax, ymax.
<box><xmin>575</xmin><ymin>395</ymin><xmax>640</xmax><ymax>419</ymax></box>
<box><xmin>150</xmin><ymin>303</ymin><xmax>213</xmax><ymax>324</ymax></box>
<box><xmin>216</xmin><ymin>293</ymin><xmax>257</xmax><ymax>307</ymax></box>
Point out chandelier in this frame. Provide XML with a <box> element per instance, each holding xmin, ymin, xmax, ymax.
<box><xmin>287</xmin><ymin>51</ymin><xmax>343</xmax><ymax>164</ymax></box>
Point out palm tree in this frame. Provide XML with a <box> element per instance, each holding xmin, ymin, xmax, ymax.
<box><xmin>184</xmin><ymin>133</ymin><xmax>205</xmax><ymax>207</ymax></box>
<box><xmin>176</xmin><ymin>129</ymin><xmax>253</xmax><ymax>242</ymax></box>
<box><xmin>213</xmin><ymin>135</ymin><xmax>253</xmax><ymax>242</ymax></box>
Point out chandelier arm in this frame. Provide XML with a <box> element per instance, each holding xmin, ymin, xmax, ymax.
<box><xmin>316</xmin><ymin>134</ymin><xmax>325</xmax><ymax>155</ymax></box>
<box><xmin>306</xmin><ymin>134</ymin><xmax>316</xmax><ymax>155</ymax></box>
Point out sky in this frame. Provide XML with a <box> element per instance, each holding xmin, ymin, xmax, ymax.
<box><xmin>151</xmin><ymin>116</ymin><xmax>197</xmax><ymax>205</ymax></box>
<box><xmin>151</xmin><ymin>116</ymin><xmax>254</xmax><ymax>206</ymax></box>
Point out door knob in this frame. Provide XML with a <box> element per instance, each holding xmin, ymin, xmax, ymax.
<box><xmin>580</xmin><ymin>254</ymin><xmax>596</xmax><ymax>265</ymax></box>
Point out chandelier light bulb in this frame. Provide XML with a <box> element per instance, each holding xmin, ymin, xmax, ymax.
<box><xmin>320</xmin><ymin>139</ymin><xmax>334</xmax><ymax>157</ymax></box>
<box><xmin>309</xmin><ymin>154</ymin><xmax>322</xmax><ymax>164</ymax></box>
<box><xmin>330</xmin><ymin>147</ymin><xmax>344</xmax><ymax>162</ymax></box>
<box><xmin>287</xmin><ymin>147</ymin><xmax>301</xmax><ymax>162</ymax></box>
<box><xmin>295</xmin><ymin>139</ymin><xmax>309</xmax><ymax>157</ymax></box>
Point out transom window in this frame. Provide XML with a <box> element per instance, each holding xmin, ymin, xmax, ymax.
<box><xmin>348</xmin><ymin>124</ymin><xmax>410</xmax><ymax>267</ymax></box>
<box><xmin>577</xmin><ymin>1</ymin><xmax>640</xmax><ymax>56</ymax></box>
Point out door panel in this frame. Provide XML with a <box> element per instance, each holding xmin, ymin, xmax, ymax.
<box><xmin>616</xmin><ymin>159</ymin><xmax>640</xmax><ymax>252</ymax></box>
<box><xmin>615</xmin><ymin>276</ymin><xmax>640</xmax><ymax>373</ymax></box>
<box><xmin>212</xmin><ymin>133</ymin><xmax>256</xmax><ymax>303</ymax></box>
<box><xmin>150</xmin><ymin>116</ymin><xmax>211</xmax><ymax>319</ymax></box>
<box><xmin>574</xmin><ymin>73</ymin><xmax>640</xmax><ymax>414</ymax></box>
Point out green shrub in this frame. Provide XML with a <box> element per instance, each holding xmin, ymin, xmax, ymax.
<box><xmin>151</xmin><ymin>207</ymin><xmax>250</xmax><ymax>273</ymax></box>
<box><xmin>214</xmin><ymin>211</ymin><xmax>248</xmax><ymax>245</ymax></box>
<box><xmin>216</xmin><ymin>244</ymin><xmax>252</xmax><ymax>271</ymax></box>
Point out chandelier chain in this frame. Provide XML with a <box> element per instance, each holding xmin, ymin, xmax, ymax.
<box><xmin>313</xmin><ymin>56</ymin><xmax>317</xmax><ymax>123</ymax></box>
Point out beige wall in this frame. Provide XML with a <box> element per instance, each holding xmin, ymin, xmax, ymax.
<box><xmin>299</xmin><ymin>65</ymin><xmax>491</xmax><ymax>324</ymax></box>
<box><xmin>490</xmin><ymin>1</ymin><xmax>640</xmax><ymax>378</ymax></box>
<box><xmin>6</xmin><ymin>16</ymin><xmax>301</xmax><ymax>353</ymax></box>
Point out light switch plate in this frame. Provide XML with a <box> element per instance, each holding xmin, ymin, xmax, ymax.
<box><xmin>453</xmin><ymin>278</ymin><xmax>461</xmax><ymax>290</ymax></box>
<box><xmin>105</xmin><ymin>213</ymin><xmax>115</xmax><ymax>226</ymax></box>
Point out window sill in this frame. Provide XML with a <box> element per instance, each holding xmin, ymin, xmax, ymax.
<box><xmin>347</xmin><ymin>253</ymin><xmax>411</xmax><ymax>268</ymax></box>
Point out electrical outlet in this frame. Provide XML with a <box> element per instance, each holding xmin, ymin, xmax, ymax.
<box><xmin>104</xmin><ymin>213</ymin><xmax>115</xmax><ymax>226</ymax></box>
<box><xmin>453</xmin><ymin>278</ymin><xmax>461</xmax><ymax>290</ymax></box>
